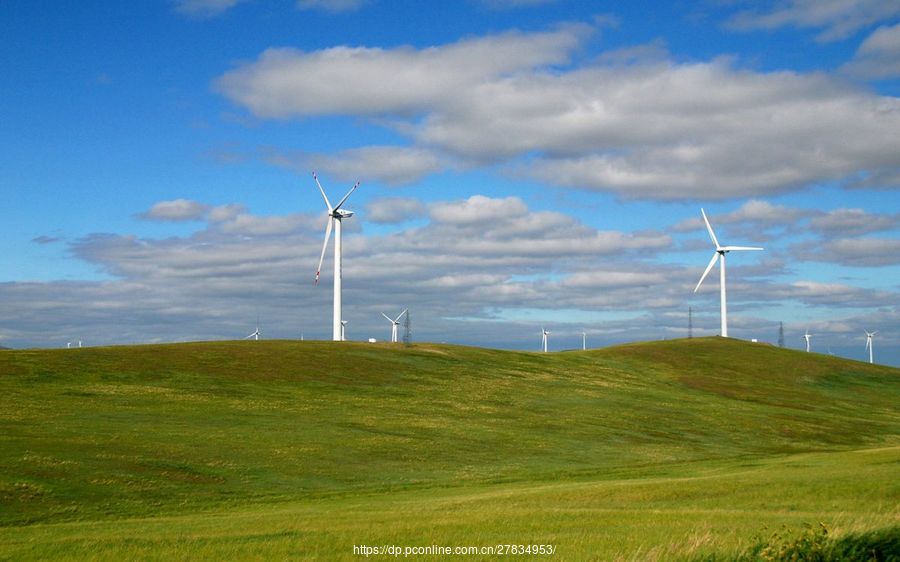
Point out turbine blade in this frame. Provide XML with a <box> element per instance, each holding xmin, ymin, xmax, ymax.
<box><xmin>333</xmin><ymin>181</ymin><xmax>360</xmax><ymax>211</ymax></box>
<box><xmin>720</xmin><ymin>245</ymin><xmax>764</xmax><ymax>251</ymax></box>
<box><xmin>701</xmin><ymin>208</ymin><xmax>721</xmax><ymax>249</ymax></box>
<box><xmin>312</xmin><ymin>172</ymin><xmax>332</xmax><ymax>212</ymax></box>
<box><xmin>694</xmin><ymin>252</ymin><xmax>719</xmax><ymax>293</ymax></box>
<box><xmin>394</xmin><ymin>309</ymin><xmax>408</xmax><ymax>323</ymax></box>
<box><xmin>382</xmin><ymin>312</ymin><xmax>393</xmax><ymax>322</ymax></box>
<box><xmin>315</xmin><ymin>218</ymin><xmax>334</xmax><ymax>285</ymax></box>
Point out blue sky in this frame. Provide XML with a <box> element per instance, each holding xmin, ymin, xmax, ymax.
<box><xmin>1</xmin><ymin>0</ymin><xmax>899</xmax><ymax>365</ymax></box>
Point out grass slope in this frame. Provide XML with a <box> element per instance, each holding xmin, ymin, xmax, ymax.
<box><xmin>0</xmin><ymin>337</ymin><xmax>897</xmax><ymax>560</ymax></box>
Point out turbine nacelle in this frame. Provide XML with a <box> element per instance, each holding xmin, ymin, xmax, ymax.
<box><xmin>382</xmin><ymin>309</ymin><xmax>407</xmax><ymax>342</ymax></box>
<box><xmin>694</xmin><ymin>208</ymin><xmax>764</xmax><ymax>294</ymax></box>
<box><xmin>314</xmin><ymin>172</ymin><xmax>360</xmax><ymax>288</ymax></box>
<box><xmin>692</xmin><ymin>208</ymin><xmax>764</xmax><ymax>338</ymax></box>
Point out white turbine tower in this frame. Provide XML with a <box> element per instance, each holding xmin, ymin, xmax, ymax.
<box><xmin>313</xmin><ymin>172</ymin><xmax>360</xmax><ymax>342</ymax></box>
<box><xmin>341</xmin><ymin>320</ymin><xmax>349</xmax><ymax>342</ymax></box>
<box><xmin>865</xmin><ymin>330</ymin><xmax>877</xmax><ymax>364</ymax></box>
<box><xmin>382</xmin><ymin>309</ymin><xmax>408</xmax><ymax>343</ymax></box>
<box><xmin>541</xmin><ymin>328</ymin><xmax>550</xmax><ymax>353</ymax></box>
<box><xmin>582</xmin><ymin>331</ymin><xmax>587</xmax><ymax>351</ymax></box>
<box><xmin>693</xmin><ymin>208</ymin><xmax>763</xmax><ymax>338</ymax></box>
<box><xmin>245</xmin><ymin>318</ymin><xmax>260</xmax><ymax>341</ymax></box>
<box><xmin>803</xmin><ymin>329</ymin><xmax>812</xmax><ymax>353</ymax></box>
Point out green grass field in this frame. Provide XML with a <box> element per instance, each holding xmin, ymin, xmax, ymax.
<box><xmin>0</xmin><ymin>337</ymin><xmax>897</xmax><ymax>560</ymax></box>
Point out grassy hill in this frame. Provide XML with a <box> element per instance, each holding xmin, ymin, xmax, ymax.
<box><xmin>0</xmin><ymin>337</ymin><xmax>897</xmax><ymax>560</ymax></box>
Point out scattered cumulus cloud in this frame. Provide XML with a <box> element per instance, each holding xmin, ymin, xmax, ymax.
<box><xmin>725</xmin><ymin>0</ymin><xmax>900</xmax><ymax>42</ymax></box>
<box><xmin>673</xmin><ymin>200</ymin><xmax>811</xmax><ymax>232</ymax></box>
<box><xmin>173</xmin><ymin>0</ymin><xmax>247</xmax><ymax>18</ymax></box>
<box><xmin>215</xmin><ymin>24</ymin><xmax>590</xmax><ymax>118</ymax></box>
<box><xmin>809</xmin><ymin>208</ymin><xmax>900</xmax><ymax>235</ymax></box>
<box><xmin>794</xmin><ymin>237</ymin><xmax>900</xmax><ymax>267</ymax></box>
<box><xmin>138</xmin><ymin>199</ymin><xmax>210</xmax><ymax>221</ymax></box>
<box><xmin>365</xmin><ymin>197</ymin><xmax>427</xmax><ymax>224</ymax></box>
<box><xmin>305</xmin><ymin>146</ymin><xmax>443</xmax><ymax>185</ymax></box>
<box><xmin>842</xmin><ymin>22</ymin><xmax>900</xmax><ymax>78</ymax></box>
<box><xmin>216</xmin><ymin>24</ymin><xmax>900</xmax><ymax>200</ymax></box>
<box><xmin>31</xmin><ymin>235</ymin><xmax>61</xmax><ymax>245</ymax></box>
<box><xmin>3</xmin><ymin>195</ymin><xmax>897</xmax><ymax>359</ymax></box>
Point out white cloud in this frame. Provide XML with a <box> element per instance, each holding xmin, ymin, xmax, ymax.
<box><xmin>842</xmin><ymin>22</ymin><xmax>900</xmax><ymax>78</ymax></box>
<box><xmin>173</xmin><ymin>0</ymin><xmax>246</xmax><ymax>18</ymax></box>
<box><xmin>429</xmin><ymin>61</ymin><xmax>900</xmax><ymax>199</ymax></box>
<box><xmin>429</xmin><ymin>195</ymin><xmax>528</xmax><ymax>225</ymax></box>
<box><xmin>305</xmin><ymin>146</ymin><xmax>442</xmax><ymax>185</ymax></box>
<box><xmin>215</xmin><ymin>212</ymin><xmax>319</xmax><ymax>236</ymax></box>
<box><xmin>366</xmin><ymin>197</ymin><xmax>427</xmax><ymax>224</ymax></box>
<box><xmin>794</xmin><ymin>237</ymin><xmax>900</xmax><ymax>266</ymax></box>
<box><xmin>139</xmin><ymin>199</ymin><xmax>210</xmax><ymax>221</ymax></box>
<box><xmin>4</xmin><ymin>196</ymin><xmax>898</xmax><ymax>358</ymax></box>
<box><xmin>726</xmin><ymin>0</ymin><xmax>900</xmax><ymax>42</ymax></box>
<box><xmin>673</xmin><ymin>200</ymin><xmax>810</xmax><ymax>232</ymax></box>
<box><xmin>207</xmin><ymin>204</ymin><xmax>247</xmax><ymax>223</ymax></box>
<box><xmin>809</xmin><ymin>208</ymin><xmax>899</xmax><ymax>235</ymax></box>
<box><xmin>215</xmin><ymin>24</ymin><xmax>589</xmax><ymax>118</ymax></box>
<box><xmin>216</xmin><ymin>25</ymin><xmax>900</xmax><ymax>200</ymax></box>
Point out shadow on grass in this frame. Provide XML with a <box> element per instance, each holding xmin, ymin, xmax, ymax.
<box><xmin>691</xmin><ymin>524</ymin><xmax>900</xmax><ymax>562</ymax></box>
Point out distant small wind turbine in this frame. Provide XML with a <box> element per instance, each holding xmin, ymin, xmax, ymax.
<box><xmin>803</xmin><ymin>329</ymin><xmax>812</xmax><ymax>353</ymax></box>
<box><xmin>541</xmin><ymin>328</ymin><xmax>550</xmax><ymax>353</ymax></box>
<box><xmin>341</xmin><ymin>320</ymin><xmax>348</xmax><ymax>342</ymax></box>
<box><xmin>865</xmin><ymin>330</ymin><xmax>877</xmax><ymax>364</ymax></box>
<box><xmin>381</xmin><ymin>309</ymin><xmax>408</xmax><ymax>343</ymax></box>
<box><xmin>582</xmin><ymin>331</ymin><xmax>587</xmax><ymax>351</ymax></box>
<box><xmin>693</xmin><ymin>208</ymin><xmax>763</xmax><ymax>338</ymax></box>
<box><xmin>313</xmin><ymin>172</ymin><xmax>360</xmax><ymax>342</ymax></box>
<box><xmin>66</xmin><ymin>342</ymin><xmax>71</xmax><ymax>349</ymax></box>
<box><xmin>245</xmin><ymin>319</ymin><xmax>260</xmax><ymax>341</ymax></box>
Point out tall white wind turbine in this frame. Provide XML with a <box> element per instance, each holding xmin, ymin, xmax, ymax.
<box><xmin>245</xmin><ymin>318</ymin><xmax>260</xmax><ymax>341</ymax></box>
<box><xmin>865</xmin><ymin>330</ymin><xmax>877</xmax><ymax>364</ymax></box>
<box><xmin>382</xmin><ymin>309</ymin><xmax>408</xmax><ymax>343</ymax></box>
<box><xmin>803</xmin><ymin>329</ymin><xmax>812</xmax><ymax>353</ymax></box>
<box><xmin>541</xmin><ymin>328</ymin><xmax>550</xmax><ymax>353</ymax></box>
<box><xmin>313</xmin><ymin>172</ymin><xmax>360</xmax><ymax>342</ymax></box>
<box><xmin>693</xmin><ymin>208</ymin><xmax>763</xmax><ymax>338</ymax></box>
<box><xmin>341</xmin><ymin>320</ymin><xmax>348</xmax><ymax>342</ymax></box>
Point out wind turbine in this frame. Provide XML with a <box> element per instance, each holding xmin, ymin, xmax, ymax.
<box><xmin>541</xmin><ymin>328</ymin><xmax>550</xmax><ymax>353</ymax></box>
<box><xmin>245</xmin><ymin>318</ymin><xmax>260</xmax><ymax>341</ymax></box>
<box><xmin>382</xmin><ymin>309</ymin><xmax>408</xmax><ymax>343</ymax></box>
<box><xmin>865</xmin><ymin>330</ymin><xmax>877</xmax><ymax>364</ymax></box>
<box><xmin>803</xmin><ymin>329</ymin><xmax>812</xmax><ymax>353</ymax></box>
<box><xmin>313</xmin><ymin>172</ymin><xmax>360</xmax><ymax>342</ymax></box>
<box><xmin>341</xmin><ymin>320</ymin><xmax>348</xmax><ymax>342</ymax></box>
<box><xmin>693</xmin><ymin>208</ymin><xmax>763</xmax><ymax>338</ymax></box>
<box><xmin>582</xmin><ymin>331</ymin><xmax>587</xmax><ymax>351</ymax></box>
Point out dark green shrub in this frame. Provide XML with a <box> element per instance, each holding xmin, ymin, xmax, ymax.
<box><xmin>689</xmin><ymin>524</ymin><xmax>900</xmax><ymax>562</ymax></box>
